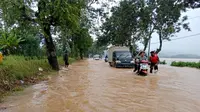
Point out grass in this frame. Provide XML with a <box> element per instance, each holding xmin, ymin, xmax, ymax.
<box><xmin>171</xmin><ymin>61</ymin><xmax>200</xmax><ymax>69</ymax></box>
<box><xmin>0</xmin><ymin>55</ymin><xmax>75</xmax><ymax>102</ymax></box>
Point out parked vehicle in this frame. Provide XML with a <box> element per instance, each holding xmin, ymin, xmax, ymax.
<box><xmin>107</xmin><ymin>46</ymin><xmax>134</xmax><ymax>68</ymax></box>
<box><xmin>93</xmin><ymin>54</ymin><xmax>100</xmax><ymax>60</ymax></box>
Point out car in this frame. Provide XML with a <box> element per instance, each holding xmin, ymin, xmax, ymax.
<box><xmin>93</xmin><ymin>54</ymin><xmax>100</xmax><ymax>60</ymax></box>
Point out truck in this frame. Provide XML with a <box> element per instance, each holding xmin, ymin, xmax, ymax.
<box><xmin>107</xmin><ymin>46</ymin><xmax>134</xmax><ymax>68</ymax></box>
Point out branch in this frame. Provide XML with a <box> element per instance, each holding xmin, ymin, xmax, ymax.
<box><xmin>87</xmin><ymin>0</ymin><xmax>98</xmax><ymax>9</ymax></box>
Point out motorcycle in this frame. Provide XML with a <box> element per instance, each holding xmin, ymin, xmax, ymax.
<box><xmin>138</xmin><ymin>60</ymin><xmax>149</xmax><ymax>76</ymax></box>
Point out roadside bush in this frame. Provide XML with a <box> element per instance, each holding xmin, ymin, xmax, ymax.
<box><xmin>159</xmin><ymin>60</ymin><xmax>167</xmax><ymax>65</ymax></box>
<box><xmin>171</xmin><ymin>61</ymin><xmax>200</xmax><ymax>69</ymax></box>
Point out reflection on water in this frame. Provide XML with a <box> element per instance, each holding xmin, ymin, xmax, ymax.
<box><xmin>1</xmin><ymin>59</ymin><xmax>200</xmax><ymax>112</ymax></box>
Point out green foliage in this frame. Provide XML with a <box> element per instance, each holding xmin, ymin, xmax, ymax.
<box><xmin>88</xmin><ymin>41</ymin><xmax>106</xmax><ymax>56</ymax></box>
<box><xmin>97</xmin><ymin>0</ymin><xmax>191</xmax><ymax>54</ymax></box>
<box><xmin>0</xmin><ymin>30</ymin><xmax>25</xmax><ymax>54</ymax></box>
<box><xmin>0</xmin><ymin>0</ymin><xmax>85</xmax><ymax>70</ymax></box>
<box><xmin>171</xmin><ymin>61</ymin><xmax>200</xmax><ymax>68</ymax></box>
<box><xmin>150</xmin><ymin>0</ymin><xmax>190</xmax><ymax>53</ymax></box>
<box><xmin>159</xmin><ymin>60</ymin><xmax>167</xmax><ymax>65</ymax></box>
<box><xmin>182</xmin><ymin>0</ymin><xmax>200</xmax><ymax>8</ymax></box>
<box><xmin>73</xmin><ymin>28</ymin><xmax>93</xmax><ymax>59</ymax></box>
<box><xmin>98</xmin><ymin>0</ymin><xmax>139</xmax><ymax>47</ymax></box>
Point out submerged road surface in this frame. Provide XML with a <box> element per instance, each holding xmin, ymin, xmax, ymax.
<box><xmin>1</xmin><ymin>59</ymin><xmax>200</xmax><ymax>112</ymax></box>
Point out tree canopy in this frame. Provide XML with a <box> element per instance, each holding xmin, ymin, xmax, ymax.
<box><xmin>97</xmin><ymin>0</ymin><xmax>192</xmax><ymax>54</ymax></box>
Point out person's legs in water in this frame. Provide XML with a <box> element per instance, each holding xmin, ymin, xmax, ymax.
<box><xmin>136</xmin><ymin>63</ymin><xmax>140</xmax><ymax>74</ymax></box>
<box><xmin>150</xmin><ymin>63</ymin><xmax>155</xmax><ymax>73</ymax></box>
<box><xmin>65</xmin><ymin>61</ymin><xmax>69</xmax><ymax>68</ymax></box>
<box><xmin>154</xmin><ymin>64</ymin><xmax>158</xmax><ymax>73</ymax></box>
<box><xmin>134</xmin><ymin>63</ymin><xmax>138</xmax><ymax>72</ymax></box>
<box><xmin>154</xmin><ymin>64</ymin><xmax>158</xmax><ymax>70</ymax></box>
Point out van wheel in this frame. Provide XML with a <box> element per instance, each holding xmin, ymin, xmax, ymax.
<box><xmin>113</xmin><ymin>62</ymin><xmax>117</xmax><ymax>68</ymax></box>
<box><xmin>109</xmin><ymin>62</ymin><xmax>112</xmax><ymax>67</ymax></box>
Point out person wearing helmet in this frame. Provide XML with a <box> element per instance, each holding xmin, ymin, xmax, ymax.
<box><xmin>134</xmin><ymin>51</ymin><xmax>147</xmax><ymax>73</ymax></box>
<box><xmin>149</xmin><ymin>51</ymin><xmax>159</xmax><ymax>73</ymax></box>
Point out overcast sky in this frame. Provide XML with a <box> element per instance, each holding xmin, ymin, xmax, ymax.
<box><xmin>92</xmin><ymin>1</ymin><xmax>200</xmax><ymax>55</ymax></box>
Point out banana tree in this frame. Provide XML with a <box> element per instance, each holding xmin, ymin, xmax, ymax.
<box><xmin>0</xmin><ymin>31</ymin><xmax>25</xmax><ymax>55</ymax></box>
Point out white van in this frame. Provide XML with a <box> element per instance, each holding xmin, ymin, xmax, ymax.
<box><xmin>107</xmin><ymin>46</ymin><xmax>134</xmax><ymax>68</ymax></box>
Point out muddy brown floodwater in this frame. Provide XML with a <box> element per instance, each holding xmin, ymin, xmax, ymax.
<box><xmin>1</xmin><ymin>59</ymin><xmax>200</xmax><ymax>112</ymax></box>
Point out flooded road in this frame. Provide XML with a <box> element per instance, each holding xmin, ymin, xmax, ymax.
<box><xmin>1</xmin><ymin>59</ymin><xmax>200</xmax><ymax>112</ymax></box>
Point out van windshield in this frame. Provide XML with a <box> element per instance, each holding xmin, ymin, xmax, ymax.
<box><xmin>115</xmin><ymin>51</ymin><xmax>132</xmax><ymax>58</ymax></box>
<box><xmin>93</xmin><ymin>55</ymin><xmax>100</xmax><ymax>58</ymax></box>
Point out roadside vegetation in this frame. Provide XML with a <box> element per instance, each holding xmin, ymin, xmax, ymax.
<box><xmin>171</xmin><ymin>61</ymin><xmax>200</xmax><ymax>69</ymax></box>
<box><xmin>0</xmin><ymin>56</ymin><xmax>75</xmax><ymax>101</ymax></box>
<box><xmin>159</xmin><ymin>60</ymin><xmax>167</xmax><ymax>65</ymax></box>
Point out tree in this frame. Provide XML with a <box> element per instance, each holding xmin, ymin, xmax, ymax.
<box><xmin>0</xmin><ymin>0</ymin><xmax>83</xmax><ymax>70</ymax></box>
<box><xmin>136</xmin><ymin>0</ymin><xmax>155</xmax><ymax>51</ymax></box>
<box><xmin>73</xmin><ymin>28</ymin><xmax>93</xmax><ymax>59</ymax></box>
<box><xmin>97</xmin><ymin>0</ymin><xmax>140</xmax><ymax>53</ymax></box>
<box><xmin>0</xmin><ymin>30</ymin><xmax>24</xmax><ymax>55</ymax></box>
<box><xmin>98</xmin><ymin>0</ymin><xmax>191</xmax><ymax>54</ymax></box>
<box><xmin>151</xmin><ymin>0</ymin><xmax>190</xmax><ymax>53</ymax></box>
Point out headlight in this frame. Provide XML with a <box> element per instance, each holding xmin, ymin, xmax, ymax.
<box><xmin>116</xmin><ymin>60</ymin><xmax>121</xmax><ymax>63</ymax></box>
<box><xmin>131</xmin><ymin>61</ymin><xmax>134</xmax><ymax>63</ymax></box>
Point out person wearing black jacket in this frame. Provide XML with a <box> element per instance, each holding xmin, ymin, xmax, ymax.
<box><xmin>63</xmin><ymin>51</ymin><xmax>69</xmax><ymax>68</ymax></box>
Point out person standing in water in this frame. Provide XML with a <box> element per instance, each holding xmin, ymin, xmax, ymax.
<box><xmin>149</xmin><ymin>51</ymin><xmax>159</xmax><ymax>73</ymax></box>
<box><xmin>63</xmin><ymin>51</ymin><xmax>69</xmax><ymax>68</ymax></box>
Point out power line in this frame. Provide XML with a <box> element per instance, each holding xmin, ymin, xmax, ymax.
<box><xmin>151</xmin><ymin>33</ymin><xmax>200</xmax><ymax>44</ymax></box>
<box><xmin>187</xmin><ymin>16</ymin><xmax>200</xmax><ymax>20</ymax></box>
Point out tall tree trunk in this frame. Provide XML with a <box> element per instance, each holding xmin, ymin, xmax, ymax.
<box><xmin>43</xmin><ymin>25</ymin><xmax>59</xmax><ymax>71</ymax></box>
<box><xmin>128</xmin><ymin>39</ymin><xmax>133</xmax><ymax>55</ymax></box>
<box><xmin>156</xmin><ymin>32</ymin><xmax>163</xmax><ymax>53</ymax></box>
<box><xmin>143</xmin><ymin>38</ymin><xmax>149</xmax><ymax>51</ymax></box>
<box><xmin>143</xmin><ymin>34</ymin><xmax>152</xmax><ymax>51</ymax></box>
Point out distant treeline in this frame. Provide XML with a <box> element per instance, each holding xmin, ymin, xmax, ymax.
<box><xmin>159</xmin><ymin>54</ymin><xmax>200</xmax><ymax>59</ymax></box>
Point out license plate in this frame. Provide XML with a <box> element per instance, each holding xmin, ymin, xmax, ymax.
<box><xmin>141</xmin><ymin>64</ymin><xmax>147</xmax><ymax>69</ymax></box>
